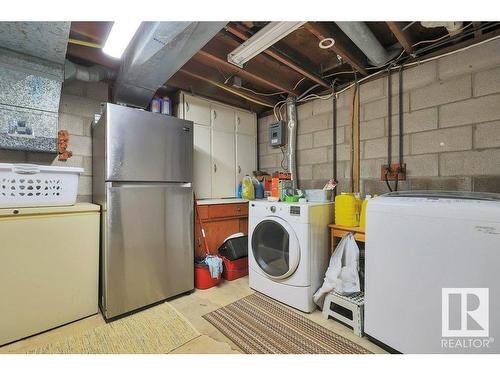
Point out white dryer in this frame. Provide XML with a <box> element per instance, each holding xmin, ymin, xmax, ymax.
<box><xmin>248</xmin><ymin>200</ymin><xmax>333</xmax><ymax>312</ymax></box>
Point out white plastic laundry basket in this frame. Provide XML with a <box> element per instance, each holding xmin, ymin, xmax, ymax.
<box><xmin>0</xmin><ymin>163</ymin><xmax>84</xmax><ymax>208</ymax></box>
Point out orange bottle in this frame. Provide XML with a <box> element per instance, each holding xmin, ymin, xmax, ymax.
<box><xmin>271</xmin><ymin>178</ymin><xmax>280</xmax><ymax>199</ymax></box>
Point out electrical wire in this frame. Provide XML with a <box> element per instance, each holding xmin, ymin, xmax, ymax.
<box><xmin>323</xmin><ymin>70</ymin><xmax>357</xmax><ymax>78</ymax></box>
<box><xmin>273</xmin><ymin>30</ymin><xmax>500</xmax><ymax>122</ymax></box>
<box><xmin>328</xmin><ymin>34</ymin><xmax>500</xmax><ymax>100</ymax></box>
<box><xmin>239</xmin><ymin>86</ymin><xmax>285</xmax><ymax>97</ymax></box>
<box><xmin>411</xmin><ymin>22</ymin><xmax>473</xmax><ymax>48</ymax></box>
<box><xmin>280</xmin><ymin>146</ymin><xmax>288</xmax><ymax>170</ymax></box>
<box><xmin>410</xmin><ymin>22</ymin><xmax>499</xmax><ymax>57</ymax></box>
<box><xmin>365</xmin><ymin>50</ymin><xmax>407</xmax><ymax>70</ymax></box>
<box><xmin>292</xmin><ymin>77</ymin><xmax>306</xmax><ymax>91</ymax></box>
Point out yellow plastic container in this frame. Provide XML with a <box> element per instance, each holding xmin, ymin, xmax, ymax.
<box><xmin>335</xmin><ymin>192</ymin><xmax>359</xmax><ymax>227</ymax></box>
<box><xmin>359</xmin><ymin>195</ymin><xmax>372</xmax><ymax>229</ymax></box>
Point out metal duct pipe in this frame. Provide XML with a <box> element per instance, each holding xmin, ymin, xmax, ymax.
<box><xmin>286</xmin><ymin>96</ymin><xmax>298</xmax><ymax>191</ymax></box>
<box><xmin>114</xmin><ymin>21</ymin><xmax>226</xmax><ymax>108</ymax></box>
<box><xmin>336</xmin><ymin>22</ymin><xmax>401</xmax><ymax>66</ymax></box>
<box><xmin>64</xmin><ymin>60</ymin><xmax>116</xmax><ymax>82</ymax></box>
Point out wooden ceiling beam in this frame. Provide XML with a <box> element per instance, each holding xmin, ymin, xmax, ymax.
<box><xmin>66</xmin><ymin>44</ymin><xmax>120</xmax><ymax>70</ymax></box>
<box><xmin>195</xmin><ymin>49</ymin><xmax>298</xmax><ymax>96</ymax></box>
<box><xmin>225</xmin><ymin>23</ymin><xmax>332</xmax><ymax>90</ymax></box>
<box><xmin>179</xmin><ymin>63</ymin><xmax>277</xmax><ymax>108</ymax></box>
<box><xmin>472</xmin><ymin>22</ymin><xmax>483</xmax><ymax>38</ymax></box>
<box><xmin>70</xmin><ymin>22</ymin><xmax>112</xmax><ymax>43</ymax></box>
<box><xmin>168</xmin><ymin>72</ymin><xmax>262</xmax><ymax>112</ymax></box>
<box><xmin>303</xmin><ymin>22</ymin><xmax>368</xmax><ymax>76</ymax></box>
<box><xmin>386</xmin><ymin>22</ymin><xmax>414</xmax><ymax>54</ymax></box>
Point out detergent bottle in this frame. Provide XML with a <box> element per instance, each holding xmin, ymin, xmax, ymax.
<box><xmin>254</xmin><ymin>178</ymin><xmax>264</xmax><ymax>199</ymax></box>
<box><xmin>242</xmin><ymin>175</ymin><xmax>255</xmax><ymax>200</ymax></box>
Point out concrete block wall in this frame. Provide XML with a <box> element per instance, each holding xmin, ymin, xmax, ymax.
<box><xmin>0</xmin><ymin>80</ymin><xmax>108</xmax><ymax>202</ymax></box>
<box><xmin>258</xmin><ymin>38</ymin><xmax>500</xmax><ymax>195</ymax></box>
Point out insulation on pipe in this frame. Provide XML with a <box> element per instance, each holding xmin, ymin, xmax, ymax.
<box><xmin>64</xmin><ymin>60</ymin><xmax>115</xmax><ymax>82</ymax></box>
<box><xmin>286</xmin><ymin>96</ymin><xmax>298</xmax><ymax>191</ymax></box>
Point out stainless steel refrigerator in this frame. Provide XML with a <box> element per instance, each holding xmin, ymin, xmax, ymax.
<box><xmin>93</xmin><ymin>103</ymin><xmax>194</xmax><ymax>319</ymax></box>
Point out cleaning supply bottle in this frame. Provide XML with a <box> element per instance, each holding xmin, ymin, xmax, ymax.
<box><xmin>335</xmin><ymin>192</ymin><xmax>358</xmax><ymax>227</ymax></box>
<box><xmin>254</xmin><ymin>180</ymin><xmax>264</xmax><ymax>199</ymax></box>
<box><xmin>359</xmin><ymin>195</ymin><xmax>371</xmax><ymax>229</ymax></box>
<box><xmin>236</xmin><ymin>182</ymin><xmax>242</xmax><ymax>198</ymax></box>
<box><xmin>242</xmin><ymin>175</ymin><xmax>255</xmax><ymax>200</ymax></box>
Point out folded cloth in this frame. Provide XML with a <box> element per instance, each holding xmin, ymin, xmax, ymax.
<box><xmin>204</xmin><ymin>255</ymin><xmax>223</xmax><ymax>279</ymax></box>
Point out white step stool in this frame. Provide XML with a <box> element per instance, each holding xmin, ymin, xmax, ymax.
<box><xmin>322</xmin><ymin>291</ymin><xmax>364</xmax><ymax>337</ymax></box>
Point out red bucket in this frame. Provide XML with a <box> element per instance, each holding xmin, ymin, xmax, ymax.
<box><xmin>194</xmin><ymin>263</ymin><xmax>221</xmax><ymax>289</ymax></box>
<box><xmin>222</xmin><ymin>256</ymin><xmax>248</xmax><ymax>281</ymax></box>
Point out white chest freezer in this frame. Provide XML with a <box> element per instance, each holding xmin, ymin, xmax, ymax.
<box><xmin>365</xmin><ymin>191</ymin><xmax>500</xmax><ymax>354</ymax></box>
<box><xmin>0</xmin><ymin>203</ymin><xmax>100</xmax><ymax>346</ymax></box>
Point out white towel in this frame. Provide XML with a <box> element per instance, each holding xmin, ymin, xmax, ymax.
<box><xmin>204</xmin><ymin>255</ymin><xmax>223</xmax><ymax>279</ymax></box>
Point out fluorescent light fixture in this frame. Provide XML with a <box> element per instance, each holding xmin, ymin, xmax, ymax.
<box><xmin>102</xmin><ymin>21</ymin><xmax>142</xmax><ymax>59</ymax></box>
<box><xmin>227</xmin><ymin>22</ymin><xmax>305</xmax><ymax>68</ymax></box>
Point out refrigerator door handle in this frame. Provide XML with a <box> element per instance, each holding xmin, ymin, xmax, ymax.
<box><xmin>109</xmin><ymin>182</ymin><xmax>192</xmax><ymax>188</ymax></box>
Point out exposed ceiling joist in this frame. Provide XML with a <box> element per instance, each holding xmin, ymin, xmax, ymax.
<box><xmin>179</xmin><ymin>63</ymin><xmax>277</xmax><ymax>108</ymax></box>
<box><xmin>168</xmin><ymin>72</ymin><xmax>261</xmax><ymax>111</ymax></box>
<box><xmin>225</xmin><ymin>23</ymin><xmax>332</xmax><ymax>90</ymax></box>
<box><xmin>66</xmin><ymin>43</ymin><xmax>119</xmax><ymax>69</ymax></box>
<box><xmin>386</xmin><ymin>22</ymin><xmax>414</xmax><ymax>54</ymax></box>
<box><xmin>70</xmin><ymin>22</ymin><xmax>112</xmax><ymax>43</ymax></box>
<box><xmin>195</xmin><ymin>49</ymin><xmax>298</xmax><ymax>96</ymax></box>
<box><xmin>472</xmin><ymin>22</ymin><xmax>483</xmax><ymax>38</ymax></box>
<box><xmin>303</xmin><ymin>22</ymin><xmax>368</xmax><ymax>76</ymax></box>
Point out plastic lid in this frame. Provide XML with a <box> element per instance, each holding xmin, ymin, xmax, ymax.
<box><xmin>0</xmin><ymin>163</ymin><xmax>84</xmax><ymax>174</ymax></box>
<box><xmin>383</xmin><ymin>190</ymin><xmax>500</xmax><ymax>202</ymax></box>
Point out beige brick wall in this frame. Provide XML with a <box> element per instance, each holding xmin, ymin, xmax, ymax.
<box><xmin>258</xmin><ymin>38</ymin><xmax>500</xmax><ymax>194</ymax></box>
<box><xmin>0</xmin><ymin>80</ymin><xmax>108</xmax><ymax>202</ymax></box>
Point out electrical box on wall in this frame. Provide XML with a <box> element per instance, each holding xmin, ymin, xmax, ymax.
<box><xmin>380</xmin><ymin>163</ymin><xmax>407</xmax><ymax>181</ymax></box>
<box><xmin>269</xmin><ymin>121</ymin><xmax>286</xmax><ymax>147</ymax></box>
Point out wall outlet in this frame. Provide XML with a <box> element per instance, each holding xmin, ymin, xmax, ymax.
<box><xmin>380</xmin><ymin>163</ymin><xmax>406</xmax><ymax>181</ymax></box>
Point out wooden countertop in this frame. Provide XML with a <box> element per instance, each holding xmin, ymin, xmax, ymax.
<box><xmin>196</xmin><ymin>198</ymin><xmax>249</xmax><ymax>205</ymax></box>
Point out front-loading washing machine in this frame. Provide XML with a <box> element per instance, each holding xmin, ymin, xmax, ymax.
<box><xmin>248</xmin><ymin>200</ymin><xmax>333</xmax><ymax>312</ymax></box>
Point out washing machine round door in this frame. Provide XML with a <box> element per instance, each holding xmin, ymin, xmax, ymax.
<box><xmin>251</xmin><ymin>217</ymin><xmax>300</xmax><ymax>279</ymax></box>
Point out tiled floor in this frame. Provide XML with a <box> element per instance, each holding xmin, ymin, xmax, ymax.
<box><xmin>0</xmin><ymin>277</ymin><xmax>385</xmax><ymax>354</ymax></box>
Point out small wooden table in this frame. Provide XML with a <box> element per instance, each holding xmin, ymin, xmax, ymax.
<box><xmin>329</xmin><ymin>224</ymin><xmax>365</xmax><ymax>254</ymax></box>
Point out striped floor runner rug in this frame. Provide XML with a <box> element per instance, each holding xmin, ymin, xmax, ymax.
<box><xmin>203</xmin><ymin>293</ymin><xmax>371</xmax><ymax>354</ymax></box>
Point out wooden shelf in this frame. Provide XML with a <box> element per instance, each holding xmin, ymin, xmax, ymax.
<box><xmin>328</xmin><ymin>224</ymin><xmax>365</xmax><ymax>254</ymax></box>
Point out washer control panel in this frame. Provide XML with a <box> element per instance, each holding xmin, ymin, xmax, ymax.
<box><xmin>290</xmin><ymin>206</ymin><xmax>301</xmax><ymax>216</ymax></box>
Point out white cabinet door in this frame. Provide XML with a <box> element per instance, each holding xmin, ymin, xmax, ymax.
<box><xmin>193</xmin><ymin>124</ymin><xmax>212</xmax><ymax>199</ymax></box>
<box><xmin>236</xmin><ymin>110</ymin><xmax>257</xmax><ymax>135</ymax></box>
<box><xmin>212</xmin><ymin>129</ymin><xmax>236</xmax><ymax>198</ymax></box>
<box><xmin>184</xmin><ymin>94</ymin><xmax>211</xmax><ymax>126</ymax></box>
<box><xmin>236</xmin><ymin>133</ymin><xmax>257</xmax><ymax>182</ymax></box>
<box><xmin>211</xmin><ymin>104</ymin><xmax>235</xmax><ymax>133</ymax></box>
